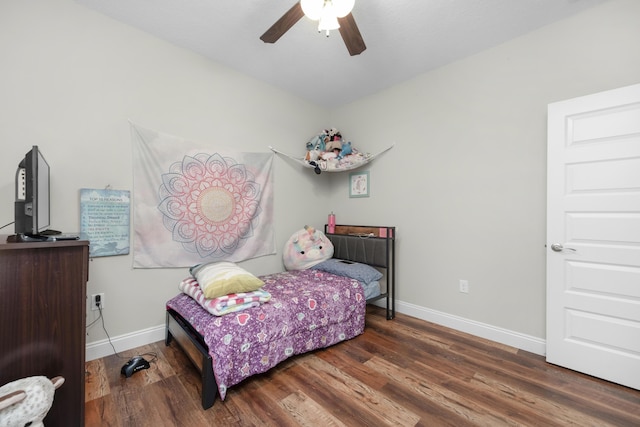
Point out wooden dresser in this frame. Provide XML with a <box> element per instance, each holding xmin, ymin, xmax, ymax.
<box><xmin>0</xmin><ymin>237</ymin><xmax>89</xmax><ymax>426</ymax></box>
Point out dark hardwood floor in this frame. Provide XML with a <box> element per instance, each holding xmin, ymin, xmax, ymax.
<box><xmin>85</xmin><ymin>306</ymin><xmax>640</xmax><ymax>426</ymax></box>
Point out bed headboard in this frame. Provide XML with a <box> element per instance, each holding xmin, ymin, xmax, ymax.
<box><xmin>324</xmin><ymin>224</ymin><xmax>396</xmax><ymax>319</ymax></box>
<box><xmin>324</xmin><ymin>225</ymin><xmax>395</xmax><ymax>268</ymax></box>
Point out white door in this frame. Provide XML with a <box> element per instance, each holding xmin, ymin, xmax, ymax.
<box><xmin>547</xmin><ymin>83</ymin><xmax>640</xmax><ymax>390</ymax></box>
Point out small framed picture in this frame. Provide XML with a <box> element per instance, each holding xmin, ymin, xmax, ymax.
<box><xmin>349</xmin><ymin>170</ymin><xmax>370</xmax><ymax>198</ymax></box>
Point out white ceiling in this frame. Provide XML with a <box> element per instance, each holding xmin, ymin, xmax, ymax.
<box><xmin>75</xmin><ymin>0</ymin><xmax>608</xmax><ymax>107</ymax></box>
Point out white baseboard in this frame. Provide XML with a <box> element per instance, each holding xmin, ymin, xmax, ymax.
<box><xmin>387</xmin><ymin>300</ymin><xmax>546</xmax><ymax>356</ymax></box>
<box><xmin>85</xmin><ymin>301</ymin><xmax>546</xmax><ymax>361</ymax></box>
<box><xmin>85</xmin><ymin>324</ymin><xmax>166</xmax><ymax>361</ymax></box>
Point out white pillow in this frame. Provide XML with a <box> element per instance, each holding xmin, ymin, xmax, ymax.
<box><xmin>190</xmin><ymin>261</ymin><xmax>264</xmax><ymax>299</ymax></box>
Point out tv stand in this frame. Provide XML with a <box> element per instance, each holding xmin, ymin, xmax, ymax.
<box><xmin>7</xmin><ymin>232</ymin><xmax>79</xmax><ymax>243</ymax></box>
<box><xmin>7</xmin><ymin>233</ymin><xmax>50</xmax><ymax>243</ymax></box>
<box><xmin>39</xmin><ymin>228</ymin><xmax>62</xmax><ymax>236</ymax></box>
<box><xmin>0</xmin><ymin>237</ymin><xmax>89</xmax><ymax>426</ymax></box>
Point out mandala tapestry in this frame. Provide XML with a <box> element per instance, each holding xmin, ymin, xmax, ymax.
<box><xmin>131</xmin><ymin>123</ymin><xmax>275</xmax><ymax>268</ymax></box>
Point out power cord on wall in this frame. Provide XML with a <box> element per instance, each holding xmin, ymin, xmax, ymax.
<box><xmin>87</xmin><ymin>300</ymin><xmax>122</xmax><ymax>358</ymax></box>
<box><xmin>0</xmin><ymin>221</ymin><xmax>15</xmax><ymax>231</ymax></box>
<box><xmin>86</xmin><ymin>297</ymin><xmax>157</xmax><ymax>377</ymax></box>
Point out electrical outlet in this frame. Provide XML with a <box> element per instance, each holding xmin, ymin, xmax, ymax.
<box><xmin>91</xmin><ymin>293</ymin><xmax>105</xmax><ymax>311</ymax></box>
<box><xmin>459</xmin><ymin>280</ymin><xmax>469</xmax><ymax>293</ymax></box>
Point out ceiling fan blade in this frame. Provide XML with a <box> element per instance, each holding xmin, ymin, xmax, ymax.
<box><xmin>338</xmin><ymin>13</ymin><xmax>366</xmax><ymax>56</ymax></box>
<box><xmin>260</xmin><ymin>2</ymin><xmax>305</xmax><ymax>44</ymax></box>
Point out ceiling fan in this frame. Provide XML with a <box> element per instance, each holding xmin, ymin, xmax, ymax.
<box><xmin>260</xmin><ymin>0</ymin><xmax>366</xmax><ymax>56</ymax></box>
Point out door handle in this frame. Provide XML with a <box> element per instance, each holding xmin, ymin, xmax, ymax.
<box><xmin>551</xmin><ymin>243</ymin><xmax>576</xmax><ymax>252</ymax></box>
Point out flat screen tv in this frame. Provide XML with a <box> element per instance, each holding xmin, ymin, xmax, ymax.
<box><xmin>14</xmin><ymin>145</ymin><xmax>50</xmax><ymax>237</ymax></box>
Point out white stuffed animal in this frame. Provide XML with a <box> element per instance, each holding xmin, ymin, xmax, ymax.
<box><xmin>0</xmin><ymin>376</ymin><xmax>64</xmax><ymax>427</ymax></box>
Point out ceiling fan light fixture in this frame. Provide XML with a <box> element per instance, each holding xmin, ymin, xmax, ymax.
<box><xmin>301</xmin><ymin>0</ymin><xmax>324</xmax><ymax>20</ymax></box>
<box><xmin>261</xmin><ymin>0</ymin><xmax>365</xmax><ymax>56</ymax></box>
<box><xmin>301</xmin><ymin>0</ymin><xmax>355</xmax><ymax>21</ymax></box>
<box><xmin>318</xmin><ymin>7</ymin><xmax>340</xmax><ymax>37</ymax></box>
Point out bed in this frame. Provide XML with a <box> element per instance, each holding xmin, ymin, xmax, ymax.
<box><xmin>165</xmin><ymin>224</ymin><xmax>395</xmax><ymax>409</ymax></box>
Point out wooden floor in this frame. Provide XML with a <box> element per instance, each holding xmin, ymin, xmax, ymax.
<box><xmin>85</xmin><ymin>306</ymin><xmax>640</xmax><ymax>426</ymax></box>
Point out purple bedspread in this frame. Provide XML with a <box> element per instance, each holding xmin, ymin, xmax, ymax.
<box><xmin>166</xmin><ymin>269</ymin><xmax>366</xmax><ymax>400</ymax></box>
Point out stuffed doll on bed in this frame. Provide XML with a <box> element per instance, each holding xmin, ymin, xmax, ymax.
<box><xmin>283</xmin><ymin>225</ymin><xmax>334</xmax><ymax>271</ymax></box>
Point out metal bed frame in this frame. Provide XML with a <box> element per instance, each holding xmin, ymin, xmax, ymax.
<box><xmin>324</xmin><ymin>224</ymin><xmax>396</xmax><ymax>320</ymax></box>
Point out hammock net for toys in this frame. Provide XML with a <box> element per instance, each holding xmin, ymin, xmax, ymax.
<box><xmin>269</xmin><ymin>145</ymin><xmax>393</xmax><ymax>174</ymax></box>
<box><xmin>270</xmin><ymin>129</ymin><xmax>394</xmax><ymax>174</ymax></box>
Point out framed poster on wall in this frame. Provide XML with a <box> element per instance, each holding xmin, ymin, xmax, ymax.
<box><xmin>349</xmin><ymin>170</ymin><xmax>369</xmax><ymax>198</ymax></box>
<box><xmin>80</xmin><ymin>188</ymin><xmax>130</xmax><ymax>257</ymax></box>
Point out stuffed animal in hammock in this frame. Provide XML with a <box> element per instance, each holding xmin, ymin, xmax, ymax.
<box><xmin>283</xmin><ymin>225</ymin><xmax>334</xmax><ymax>271</ymax></box>
<box><xmin>0</xmin><ymin>376</ymin><xmax>64</xmax><ymax>427</ymax></box>
<box><xmin>337</xmin><ymin>141</ymin><xmax>352</xmax><ymax>159</ymax></box>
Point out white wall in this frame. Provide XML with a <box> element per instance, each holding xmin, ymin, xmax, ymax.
<box><xmin>2</xmin><ymin>0</ymin><xmax>639</xmax><ymax>359</ymax></box>
<box><xmin>0</xmin><ymin>0</ymin><xmax>331</xmax><ymax>355</ymax></box>
<box><xmin>329</xmin><ymin>0</ymin><xmax>640</xmax><ymax>345</ymax></box>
